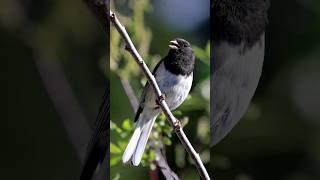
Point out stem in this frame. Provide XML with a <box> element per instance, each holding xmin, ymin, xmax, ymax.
<box><xmin>110</xmin><ymin>11</ymin><xmax>210</xmax><ymax>180</ymax></box>
<box><xmin>119</xmin><ymin>77</ymin><xmax>138</xmax><ymax>112</ymax></box>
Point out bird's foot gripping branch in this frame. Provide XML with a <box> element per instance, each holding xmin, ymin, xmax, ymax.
<box><xmin>110</xmin><ymin>10</ymin><xmax>211</xmax><ymax>180</ymax></box>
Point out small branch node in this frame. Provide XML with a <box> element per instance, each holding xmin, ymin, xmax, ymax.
<box><xmin>156</xmin><ymin>94</ymin><xmax>165</xmax><ymax>105</ymax></box>
<box><xmin>110</xmin><ymin>11</ymin><xmax>115</xmax><ymax>20</ymax></box>
<box><xmin>173</xmin><ymin>120</ymin><xmax>181</xmax><ymax>132</ymax></box>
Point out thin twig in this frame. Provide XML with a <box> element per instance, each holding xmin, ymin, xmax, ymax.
<box><xmin>119</xmin><ymin>77</ymin><xmax>138</xmax><ymax>112</ymax></box>
<box><xmin>110</xmin><ymin>11</ymin><xmax>210</xmax><ymax>180</ymax></box>
<box><xmin>154</xmin><ymin>148</ymin><xmax>180</xmax><ymax>180</ymax></box>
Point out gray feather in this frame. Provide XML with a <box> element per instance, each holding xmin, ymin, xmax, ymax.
<box><xmin>211</xmin><ymin>34</ymin><xmax>265</xmax><ymax>146</ymax></box>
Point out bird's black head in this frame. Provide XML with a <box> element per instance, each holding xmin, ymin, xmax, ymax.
<box><xmin>164</xmin><ymin>38</ymin><xmax>195</xmax><ymax>76</ymax></box>
<box><xmin>212</xmin><ymin>0</ymin><xmax>269</xmax><ymax>48</ymax></box>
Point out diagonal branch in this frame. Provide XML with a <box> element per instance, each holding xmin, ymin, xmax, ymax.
<box><xmin>110</xmin><ymin>11</ymin><xmax>210</xmax><ymax>180</ymax></box>
<box><xmin>119</xmin><ymin>77</ymin><xmax>138</xmax><ymax>112</ymax></box>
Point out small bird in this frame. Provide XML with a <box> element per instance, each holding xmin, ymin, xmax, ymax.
<box><xmin>211</xmin><ymin>0</ymin><xmax>269</xmax><ymax>146</ymax></box>
<box><xmin>122</xmin><ymin>38</ymin><xmax>195</xmax><ymax>166</ymax></box>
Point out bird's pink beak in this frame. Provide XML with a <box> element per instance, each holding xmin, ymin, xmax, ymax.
<box><xmin>169</xmin><ymin>40</ymin><xmax>179</xmax><ymax>50</ymax></box>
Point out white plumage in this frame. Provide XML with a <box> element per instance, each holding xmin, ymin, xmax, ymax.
<box><xmin>122</xmin><ymin>61</ymin><xmax>193</xmax><ymax>166</ymax></box>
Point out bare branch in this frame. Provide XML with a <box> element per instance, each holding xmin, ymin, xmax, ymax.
<box><xmin>119</xmin><ymin>78</ymin><xmax>139</xmax><ymax>112</ymax></box>
<box><xmin>110</xmin><ymin>11</ymin><xmax>210</xmax><ymax>180</ymax></box>
<box><xmin>154</xmin><ymin>148</ymin><xmax>180</xmax><ymax>180</ymax></box>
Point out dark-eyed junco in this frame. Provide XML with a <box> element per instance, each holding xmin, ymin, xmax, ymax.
<box><xmin>211</xmin><ymin>0</ymin><xmax>269</xmax><ymax>146</ymax></box>
<box><xmin>122</xmin><ymin>38</ymin><xmax>195</xmax><ymax>166</ymax></box>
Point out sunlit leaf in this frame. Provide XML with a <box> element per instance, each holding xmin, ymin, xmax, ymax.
<box><xmin>205</xmin><ymin>41</ymin><xmax>210</xmax><ymax>57</ymax></box>
<box><xmin>173</xmin><ymin>110</ymin><xmax>182</xmax><ymax>116</ymax></box>
<box><xmin>110</xmin><ymin>143</ymin><xmax>122</xmax><ymax>154</ymax></box>
<box><xmin>193</xmin><ymin>46</ymin><xmax>209</xmax><ymax>66</ymax></box>
<box><xmin>181</xmin><ymin>117</ymin><xmax>189</xmax><ymax>127</ymax></box>
<box><xmin>122</xmin><ymin>118</ymin><xmax>132</xmax><ymax>131</ymax></box>
<box><xmin>110</xmin><ymin>120</ymin><xmax>118</xmax><ymax>130</ymax></box>
<box><xmin>163</xmin><ymin>137</ymin><xmax>172</xmax><ymax>146</ymax></box>
<box><xmin>149</xmin><ymin>149</ymin><xmax>155</xmax><ymax>161</ymax></box>
<box><xmin>118</xmin><ymin>140</ymin><xmax>128</xmax><ymax>150</ymax></box>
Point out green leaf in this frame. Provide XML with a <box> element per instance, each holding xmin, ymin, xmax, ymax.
<box><xmin>122</xmin><ymin>118</ymin><xmax>132</xmax><ymax>131</ymax></box>
<box><xmin>148</xmin><ymin>149</ymin><xmax>155</xmax><ymax>161</ymax></box>
<box><xmin>173</xmin><ymin>110</ymin><xmax>182</xmax><ymax>116</ymax></box>
<box><xmin>110</xmin><ymin>143</ymin><xmax>122</xmax><ymax>154</ymax></box>
<box><xmin>120</xmin><ymin>132</ymin><xmax>129</xmax><ymax>138</ymax></box>
<box><xmin>158</xmin><ymin>113</ymin><xmax>166</xmax><ymax>120</ymax></box>
<box><xmin>110</xmin><ymin>121</ymin><xmax>123</xmax><ymax>134</ymax></box>
<box><xmin>181</xmin><ymin>117</ymin><xmax>189</xmax><ymax>127</ymax></box>
<box><xmin>158</xmin><ymin>119</ymin><xmax>165</xmax><ymax>127</ymax></box>
<box><xmin>193</xmin><ymin>46</ymin><xmax>206</xmax><ymax>60</ymax></box>
<box><xmin>205</xmin><ymin>42</ymin><xmax>210</xmax><ymax>57</ymax></box>
<box><xmin>110</xmin><ymin>120</ymin><xmax>118</xmax><ymax>130</ymax></box>
<box><xmin>112</xmin><ymin>173</ymin><xmax>120</xmax><ymax>180</ymax></box>
<box><xmin>163</xmin><ymin>125</ymin><xmax>173</xmax><ymax>138</ymax></box>
<box><xmin>194</xmin><ymin>46</ymin><xmax>209</xmax><ymax>66</ymax></box>
<box><xmin>118</xmin><ymin>140</ymin><xmax>128</xmax><ymax>150</ymax></box>
<box><xmin>163</xmin><ymin>137</ymin><xmax>172</xmax><ymax>146</ymax></box>
<box><xmin>110</xmin><ymin>155</ymin><xmax>121</xmax><ymax>167</ymax></box>
<box><xmin>115</xmin><ymin>127</ymin><xmax>122</xmax><ymax>134</ymax></box>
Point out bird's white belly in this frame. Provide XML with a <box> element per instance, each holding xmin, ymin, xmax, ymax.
<box><xmin>144</xmin><ymin>63</ymin><xmax>193</xmax><ymax>110</ymax></box>
<box><xmin>161</xmin><ymin>74</ymin><xmax>193</xmax><ymax>110</ymax></box>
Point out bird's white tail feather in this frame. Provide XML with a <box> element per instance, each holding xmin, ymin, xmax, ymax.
<box><xmin>132</xmin><ymin>117</ymin><xmax>156</xmax><ymax>166</ymax></box>
<box><xmin>122</xmin><ymin>116</ymin><xmax>156</xmax><ymax>166</ymax></box>
<box><xmin>122</xmin><ymin>119</ymin><xmax>143</xmax><ymax>164</ymax></box>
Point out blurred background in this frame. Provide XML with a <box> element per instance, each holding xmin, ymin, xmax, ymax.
<box><xmin>3</xmin><ymin>0</ymin><xmax>107</xmax><ymax>179</ymax></box>
<box><xmin>211</xmin><ymin>1</ymin><xmax>320</xmax><ymax>180</ymax></box>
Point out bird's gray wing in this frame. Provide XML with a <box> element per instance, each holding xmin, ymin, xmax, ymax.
<box><xmin>134</xmin><ymin>59</ymin><xmax>164</xmax><ymax>122</ymax></box>
<box><xmin>210</xmin><ymin>35</ymin><xmax>265</xmax><ymax>146</ymax></box>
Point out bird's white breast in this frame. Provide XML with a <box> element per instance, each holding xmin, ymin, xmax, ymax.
<box><xmin>145</xmin><ymin>62</ymin><xmax>193</xmax><ymax>110</ymax></box>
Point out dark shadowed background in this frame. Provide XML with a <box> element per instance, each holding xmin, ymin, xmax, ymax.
<box><xmin>211</xmin><ymin>1</ymin><xmax>320</xmax><ymax>180</ymax></box>
<box><xmin>3</xmin><ymin>0</ymin><xmax>107</xmax><ymax>179</ymax></box>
